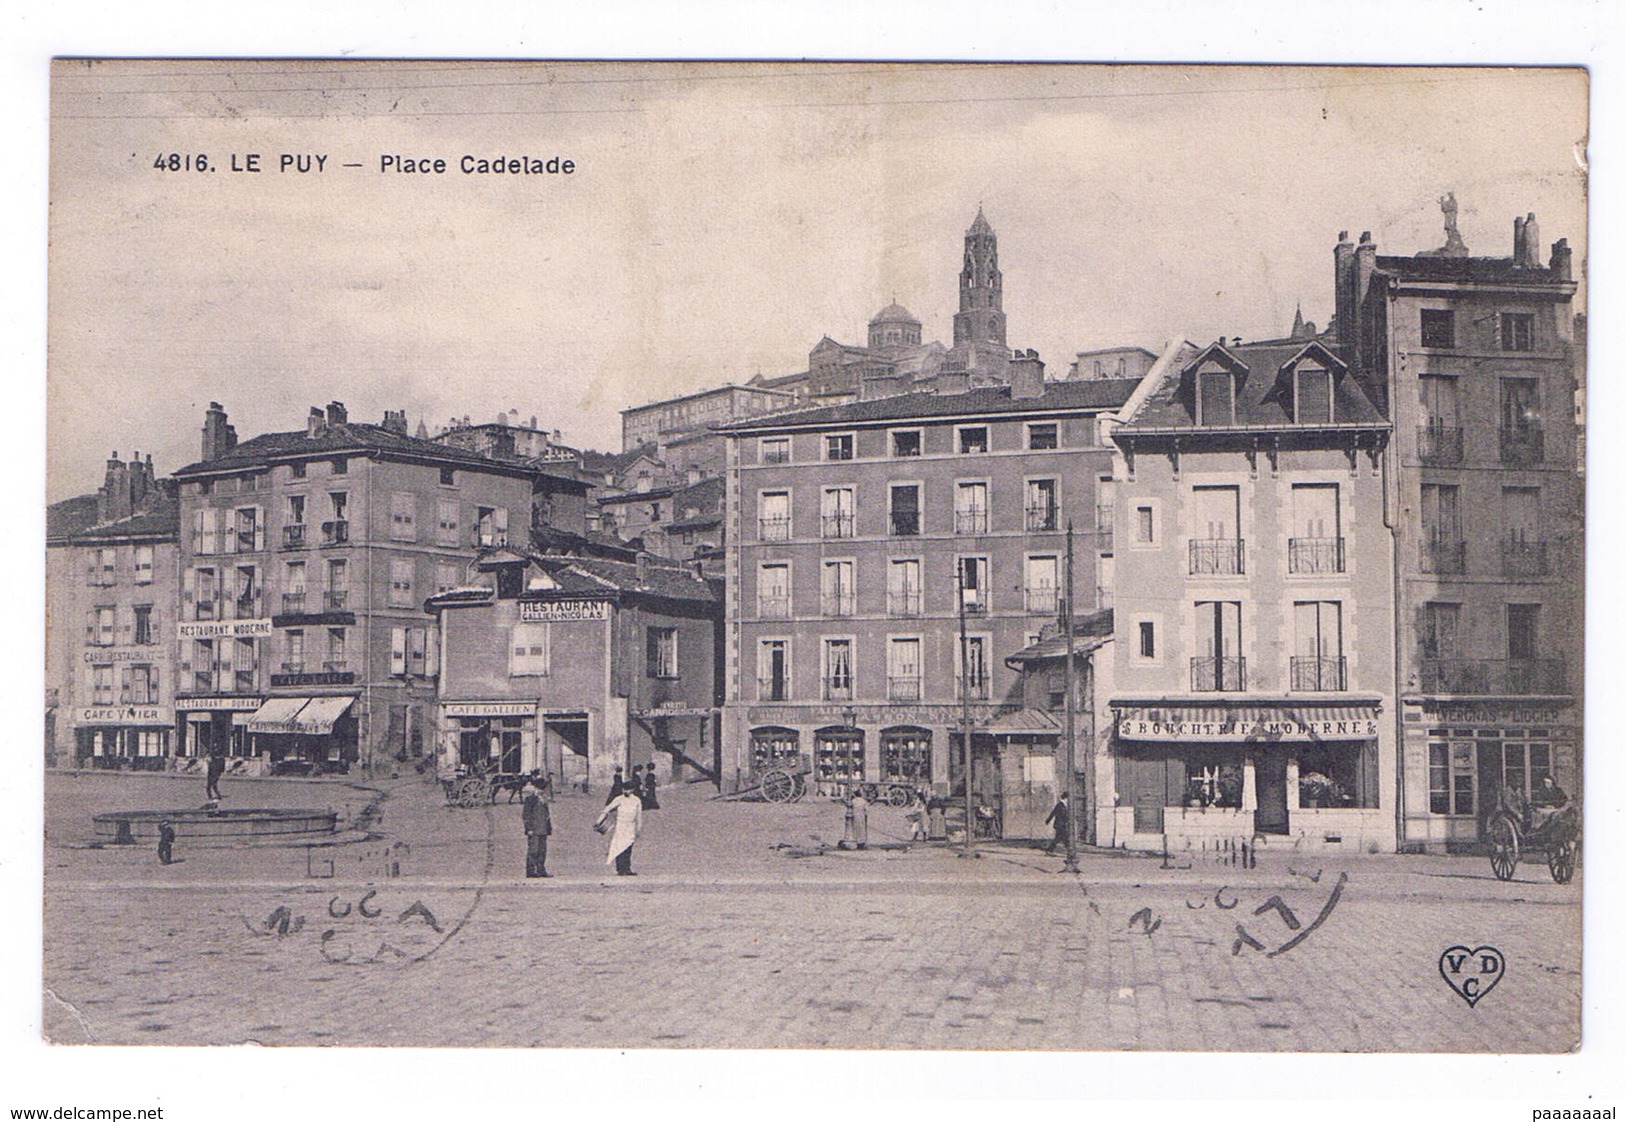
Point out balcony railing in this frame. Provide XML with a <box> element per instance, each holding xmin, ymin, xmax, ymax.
<box><xmin>1025</xmin><ymin>504</ymin><xmax>1059</xmax><ymax>532</ymax></box>
<box><xmin>280</xmin><ymin>660</ymin><xmax>305</xmax><ymax>674</ymax></box>
<box><xmin>282</xmin><ymin>523</ymin><xmax>307</xmax><ymax>549</ymax></box>
<box><xmin>1499</xmin><ymin>426</ymin><xmax>1545</xmax><ymax>465</ymax></box>
<box><xmin>1418</xmin><ymin>425</ymin><xmax>1464</xmax><ymax>465</ymax></box>
<box><xmin>1096</xmin><ymin>585</ymin><xmax>1113</xmax><ymax>610</ymax></box>
<box><xmin>887</xmin><ymin>676</ymin><xmax>922</xmax><ymax>702</ymax></box>
<box><xmin>758</xmin><ymin>516</ymin><xmax>791</xmax><ymax>542</ymax></box>
<box><xmin>322</xmin><ymin>659</ymin><xmax>349</xmax><ymax>673</ymax></box>
<box><xmin>821</xmin><ymin>514</ymin><xmax>854</xmax><ymax>539</ymax></box>
<box><xmin>193</xmin><ymin>599</ymin><xmax>217</xmax><ymax>621</ymax></box>
<box><xmin>234</xmin><ymin>670</ymin><xmax>257</xmax><ymax>693</ymax></box>
<box><xmin>887</xmin><ymin>590</ymin><xmax>922</xmax><ymax>617</ymax></box>
<box><xmin>235</xmin><ymin>530</ymin><xmax>260</xmax><ymax>553</ymax></box>
<box><xmin>324</xmin><ymin>589</ymin><xmax>350</xmax><ymax>610</ymax></box>
<box><xmin>957</xmin><ymin>679</ymin><xmax>990</xmax><ymax>701</ymax></box>
<box><xmin>1191</xmin><ymin>656</ymin><xmax>1246</xmax><ymax>692</ymax></box>
<box><xmin>890</xmin><ymin>511</ymin><xmax>920</xmax><ymax>537</ymax></box>
<box><xmin>757</xmin><ymin>595</ymin><xmax>791</xmax><ymax>619</ymax></box>
<box><xmin>281</xmin><ymin>592</ymin><xmax>307</xmax><ymax>613</ymax></box>
<box><xmin>321</xmin><ymin>519</ymin><xmax>349</xmax><ymax>545</ymax></box>
<box><xmin>757</xmin><ymin>677</ymin><xmax>789</xmax><ymax>702</ymax></box>
<box><xmin>961</xmin><ymin>595</ymin><xmax>987</xmax><ymax>616</ymax></box>
<box><xmin>1421</xmin><ymin>538</ymin><xmax>1467</xmax><ymax>575</ymax></box>
<box><xmin>822</xmin><ymin>678</ymin><xmax>853</xmax><ymax>702</ymax></box>
<box><xmin>1189</xmin><ymin>538</ymin><xmax>1245</xmax><ymax>576</ymax></box>
<box><xmin>1420</xmin><ymin>658</ymin><xmax>1566</xmax><ymax>695</ymax></box>
<box><xmin>235</xmin><ymin>593</ymin><xmax>262</xmax><ymax>618</ymax></box>
<box><xmin>1288</xmin><ymin>537</ymin><xmax>1346</xmax><ymax>574</ymax></box>
<box><xmin>1291</xmin><ymin>655</ymin><xmax>1348</xmax><ymax>691</ymax></box>
<box><xmin>1025</xmin><ymin>586</ymin><xmax>1059</xmax><ymax>615</ymax></box>
<box><xmin>955</xmin><ymin>510</ymin><xmax>989</xmax><ymax>535</ymax></box>
<box><xmin>1501</xmin><ymin>538</ymin><xmax>1549</xmax><ymax>579</ymax></box>
<box><xmin>821</xmin><ymin>594</ymin><xmax>855</xmax><ymax>617</ymax></box>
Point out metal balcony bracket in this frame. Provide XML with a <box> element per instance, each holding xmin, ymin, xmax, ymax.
<box><xmin>1245</xmin><ymin>442</ymin><xmax>1259</xmax><ymax>479</ymax></box>
<box><xmin>1168</xmin><ymin>437</ymin><xmax>1181</xmax><ymax>481</ymax></box>
<box><xmin>1267</xmin><ymin>436</ymin><xmax>1280</xmax><ymax>478</ymax></box>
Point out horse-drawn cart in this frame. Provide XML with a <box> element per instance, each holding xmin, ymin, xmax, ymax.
<box><xmin>1486</xmin><ymin>786</ymin><xmax>1580</xmax><ymax>884</ymax></box>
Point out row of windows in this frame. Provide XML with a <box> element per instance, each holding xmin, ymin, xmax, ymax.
<box><xmin>84</xmin><ymin>604</ymin><xmax>159</xmax><ymax>647</ymax></box>
<box><xmin>187</xmin><ymin>461</ymin><xmax>463</xmax><ymax>497</ymax></box>
<box><xmin>1419</xmin><ymin>485</ymin><xmax>1550</xmax><ymax>577</ymax></box>
<box><xmin>759</xmin><ymin>421</ymin><xmax>1063</xmax><ymax>466</ymax></box>
<box><xmin>181</xmin><ymin>557</ymin><xmax>466</xmax><ymax>621</ymax></box>
<box><xmin>1417</xmin><ymin>376</ymin><xmax>1546</xmax><ymax>465</ymax></box>
<box><xmin>189</xmin><ymin>498</ymin><xmax>508</xmax><ymax>553</ymax></box>
<box><xmin>1418</xmin><ymin>309</ymin><xmax>1539</xmax><ymax>352</ymax></box>
<box><xmin>757</xmin><ymin>478</ymin><xmax>1072</xmax><ymax>540</ymax></box>
<box><xmin>756</xmin><ymin>556</ymin><xmax>1062</xmax><ymax>619</ymax></box>
<box><xmin>1126</xmin><ymin>600</ymin><xmax>1354</xmax><ymax>692</ymax></box>
<box><xmin>754</xmin><ymin>635</ymin><xmax>992</xmax><ymax>703</ymax></box>
<box><xmin>83</xmin><ymin>544</ymin><xmax>157</xmax><ymax>586</ymax></box>
<box><xmin>1427</xmin><ymin>738</ymin><xmax>1552</xmax><ymax>817</ymax></box>
<box><xmin>85</xmin><ymin>662</ymin><xmax>161</xmax><ymax>705</ymax></box>
<box><xmin>504</xmin><ymin>623</ymin><xmax>679</xmax><ymax>680</ymax></box>
<box><xmin>1194</xmin><ymin>365</ymin><xmax>1334</xmax><ymax>427</ymax></box>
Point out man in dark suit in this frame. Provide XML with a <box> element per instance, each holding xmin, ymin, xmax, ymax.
<box><xmin>522</xmin><ymin>778</ymin><xmax>553</xmax><ymax>878</ymax></box>
<box><xmin>205</xmin><ymin>751</ymin><xmax>226</xmax><ymax>800</ymax></box>
<box><xmin>1044</xmin><ymin>790</ymin><xmax>1072</xmax><ymax>857</ymax></box>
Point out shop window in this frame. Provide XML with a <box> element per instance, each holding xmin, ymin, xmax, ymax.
<box><xmin>815</xmin><ymin>728</ymin><xmax>865</xmax><ymax>786</ymax></box>
<box><xmin>881</xmin><ymin>728</ymin><xmax>932</xmax><ymax>783</ymax></box>
<box><xmin>1298</xmin><ymin>742</ymin><xmax>1379</xmax><ymax>808</ymax></box>
<box><xmin>750</xmin><ymin>727</ymin><xmax>799</xmax><ymax>772</ymax></box>
<box><xmin>1183</xmin><ymin>756</ymin><xmax>1244</xmax><ymax>809</ymax></box>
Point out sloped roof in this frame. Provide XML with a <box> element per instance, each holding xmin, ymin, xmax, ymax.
<box><xmin>1121</xmin><ymin>340</ymin><xmax>1386</xmax><ymax>430</ymax></box>
<box><xmin>717</xmin><ymin>378</ymin><xmax>1142</xmax><ymax>433</ymax></box>
<box><xmin>544</xmin><ymin>556</ymin><xmax>716</xmax><ymax>604</ymax></box>
<box><xmin>49</xmin><ymin>491</ymin><xmax>181</xmax><ymax>544</ymax></box>
<box><xmin>1376</xmin><ymin>254</ymin><xmax>1572</xmax><ymax>286</ymax></box>
<box><xmin>174</xmin><ymin>422</ymin><xmax>524</xmax><ymax>476</ymax></box>
<box><xmin>46</xmin><ymin>493</ymin><xmax>103</xmax><ymax>541</ymax></box>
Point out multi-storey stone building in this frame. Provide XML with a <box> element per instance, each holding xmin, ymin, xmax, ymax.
<box><xmin>45</xmin><ymin>453</ymin><xmax>179</xmax><ymax>768</ymax></box>
<box><xmin>169</xmin><ymin>401</ymin><xmax>539</xmax><ymax>774</ymax></box>
<box><xmin>1103</xmin><ymin>337</ymin><xmax>1397</xmax><ymax>854</ymax></box>
<box><xmin>1333</xmin><ymin>212</ymin><xmax>1584</xmax><ymax>850</ymax></box>
<box><xmin>718</xmin><ymin>359</ymin><xmax>1138</xmax><ymax>813</ymax></box>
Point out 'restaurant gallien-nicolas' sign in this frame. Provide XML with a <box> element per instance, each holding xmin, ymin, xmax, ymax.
<box><xmin>519</xmin><ymin>599</ymin><xmax>610</xmax><ymax>622</ymax></box>
<box><xmin>178</xmin><ymin>618</ymin><xmax>273</xmax><ymax>639</ymax></box>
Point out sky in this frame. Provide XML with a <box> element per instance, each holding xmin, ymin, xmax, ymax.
<box><xmin>47</xmin><ymin>62</ymin><xmax>1588</xmax><ymax>500</ymax></box>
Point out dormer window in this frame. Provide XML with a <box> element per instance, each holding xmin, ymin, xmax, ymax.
<box><xmin>1294</xmin><ymin>366</ymin><xmax>1333</xmax><ymax>424</ymax></box>
<box><xmin>1197</xmin><ymin>370</ymin><xmax>1235</xmax><ymax>426</ymax></box>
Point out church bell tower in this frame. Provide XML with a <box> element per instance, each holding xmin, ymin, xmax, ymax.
<box><xmin>946</xmin><ymin>207</ymin><xmax>1012</xmax><ymax>380</ymax></box>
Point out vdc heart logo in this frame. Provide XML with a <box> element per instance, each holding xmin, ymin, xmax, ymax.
<box><xmin>1439</xmin><ymin>945</ymin><xmax>1505</xmax><ymax>1007</ymax></box>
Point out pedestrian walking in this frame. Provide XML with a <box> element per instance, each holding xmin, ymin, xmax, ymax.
<box><xmin>641</xmin><ymin>764</ymin><xmax>660</xmax><ymax>810</ymax></box>
<box><xmin>521</xmin><ymin>778</ymin><xmax>553</xmax><ymax>878</ymax></box>
<box><xmin>156</xmin><ymin>820</ymin><xmax>176</xmax><ymax>866</ymax></box>
<box><xmin>205</xmin><ymin>752</ymin><xmax>226</xmax><ymax>801</ymax></box>
<box><xmin>843</xmin><ymin>784</ymin><xmax>869</xmax><ymax>850</ymax></box>
<box><xmin>594</xmin><ymin>787</ymin><xmax>644</xmax><ymax>876</ymax></box>
<box><xmin>904</xmin><ymin>788</ymin><xmax>927</xmax><ymax>842</ymax></box>
<box><xmin>605</xmin><ymin>766</ymin><xmax>625</xmax><ymax>805</ymax></box>
<box><xmin>1044</xmin><ymin>790</ymin><xmax>1073</xmax><ymax>857</ymax></box>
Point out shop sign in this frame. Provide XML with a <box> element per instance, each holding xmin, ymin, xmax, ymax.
<box><xmin>634</xmin><ymin>705</ymin><xmax>715</xmax><ymax>719</ymax></box>
<box><xmin>444</xmin><ymin>701</ymin><xmax>538</xmax><ymax>718</ymax></box>
<box><xmin>1422</xmin><ymin>703</ymin><xmax>1569</xmax><ymax>725</ymax></box>
<box><xmin>177</xmin><ymin>618</ymin><xmax>273</xmax><ymax>639</ymax></box>
<box><xmin>271</xmin><ymin>671</ymin><xmax>356</xmax><ymax>687</ymax></box>
<box><xmin>745</xmin><ymin>704</ymin><xmax>1011</xmax><ymax>727</ymax></box>
<box><xmin>518</xmin><ymin>599</ymin><xmax>610</xmax><ymax>622</ymax></box>
<box><xmin>1116</xmin><ymin>712</ymin><xmax>1379</xmax><ymax>742</ymax></box>
<box><xmin>77</xmin><ymin>705</ymin><xmax>172</xmax><ymax>725</ymax></box>
<box><xmin>82</xmin><ymin>648</ymin><xmax>167</xmax><ymax>663</ymax></box>
<box><xmin>180</xmin><ymin>697</ymin><xmax>263</xmax><ymax>711</ymax></box>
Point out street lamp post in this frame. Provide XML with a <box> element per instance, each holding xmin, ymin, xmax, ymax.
<box><xmin>957</xmin><ymin>559</ymin><xmax>975</xmax><ymax>856</ymax></box>
<box><xmin>1060</xmin><ymin>522</ymin><xmax>1080</xmax><ymax>872</ymax></box>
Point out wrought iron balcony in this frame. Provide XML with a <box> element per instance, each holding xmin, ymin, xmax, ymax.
<box><xmin>235</xmin><ymin>529</ymin><xmax>260</xmax><ymax>552</ymax></box>
<box><xmin>1417</xmin><ymin>425</ymin><xmax>1464</xmax><ymax>465</ymax></box>
<box><xmin>281</xmin><ymin>592</ymin><xmax>307</xmax><ymax>613</ymax></box>
<box><xmin>1499</xmin><ymin>426</ymin><xmax>1545</xmax><ymax>465</ymax></box>
<box><xmin>280</xmin><ymin>660</ymin><xmax>305</xmax><ymax>674</ymax></box>
<box><xmin>757</xmin><ymin>677</ymin><xmax>789</xmax><ymax>702</ymax></box>
<box><xmin>323</xmin><ymin>589</ymin><xmax>350</xmax><ymax>610</ymax></box>
<box><xmin>886</xmin><ymin>590</ymin><xmax>922</xmax><ymax>617</ymax></box>
<box><xmin>757</xmin><ymin>595</ymin><xmax>791</xmax><ymax>620</ymax></box>
<box><xmin>887</xmin><ymin>676</ymin><xmax>922</xmax><ymax>702</ymax></box>
<box><xmin>1025</xmin><ymin>504</ymin><xmax>1059</xmax><ymax>532</ymax></box>
<box><xmin>282</xmin><ymin>523</ymin><xmax>307</xmax><ymax>549</ymax></box>
<box><xmin>321</xmin><ymin>519</ymin><xmax>349</xmax><ymax>545</ymax></box>
<box><xmin>1501</xmin><ymin>538</ymin><xmax>1549</xmax><ymax>579</ymax></box>
<box><xmin>322</xmin><ymin>659</ymin><xmax>349</xmax><ymax>673</ymax></box>
<box><xmin>822</xmin><ymin>678</ymin><xmax>853</xmax><ymax>702</ymax></box>
<box><xmin>821</xmin><ymin>514</ymin><xmax>854</xmax><ymax>539</ymax></box>
<box><xmin>1421</xmin><ymin>538</ymin><xmax>1467</xmax><ymax>575</ymax></box>
<box><xmin>192</xmin><ymin>599</ymin><xmax>216</xmax><ymax>621</ymax></box>
<box><xmin>1189</xmin><ymin>538</ymin><xmax>1245</xmax><ymax>576</ymax></box>
<box><xmin>1291</xmin><ymin>655</ymin><xmax>1348</xmax><ymax>691</ymax></box>
<box><xmin>821</xmin><ymin>594</ymin><xmax>854</xmax><ymax>618</ymax></box>
<box><xmin>1420</xmin><ymin>658</ymin><xmax>1566</xmax><ymax>695</ymax></box>
<box><xmin>758</xmin><ymin>516</ymin><xmax>791</xmax><ymax>542</ymax></box>
<box><xmin>955</xmin><ymin>510</ymin><xmax>989</xmax><ymax>535</ymax></box>
<box><xmin>1191</xmin><ymin>656</ymin><xmax>1246</xmax><ymax>692</ymax></box>
<box><xmin>1289</xmin><ymin>537</ymin><xmax>1346</xmax><ymax>574</ymax></box>
<box><xmin>1025</xmin><ymin>586</ymin><xmax>1059</xmax><ymax>615</ymax></box>
<box><xmin>889</xmin><ymin>511</ymin><xmax>920</xmax><ymax>537</ymax></box>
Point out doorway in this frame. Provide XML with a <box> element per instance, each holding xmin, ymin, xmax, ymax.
<box><xmin>1255</xmin><ymin>755</ymin><xmax>1289</xmax><ymax>834</ymax></box>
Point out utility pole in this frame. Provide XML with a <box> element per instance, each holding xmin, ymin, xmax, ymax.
<box><xmin>957</xmin><ymin>559</ymin><xmax>975</xmax><ymax>856</ymax></box>
<box><xmin>1061</xmin><ymin>522</ymin><xmax>1080</xmax><ymax>871</ymax></box>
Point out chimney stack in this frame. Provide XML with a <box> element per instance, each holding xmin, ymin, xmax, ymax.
<box><xmin>308</xmin><ymin>407</ymin><xmax>326</xmax><ymax>438</ymax></box>
<box><xmin>1521</xmin><ymin>213</ymin><xmax>1541</xmax><ymax>267</ymax></box>
<box><xmin>636</xmin><ymin>551</ymin><xmax>650</xmax><ymax>585</ymax></box>
<box><xmin>1009</xmin><ymin>350</ymin><xmax>1046</xmax><ymax>399</ymax></box>
<box><xmin>937</xmin><ymin>369</ymin><xmax>970</xmax><ymax>395</ymax></box>
<box><xmin>201</xmin><ymin>402</ymin><xmax>237</xmax><ymax>461</ymax></box>
<box><xmin>98</xmin><ymin>452</ymin><xmax>127</xmax><ymax>523</ymax></box>
<box><xmin>381</xmin><ymin>409</ymin><xmax>408</xmax><ymax>435</ymax></box>
<box><xmin>326</xmin><ymin>401</ymin><xmax>348</xmax><ymax>428</ymax></box>
<box><xmin>1550</xmin><ymin>237</ymin><xmax>1573</xmax><ymax>281</ymax></box>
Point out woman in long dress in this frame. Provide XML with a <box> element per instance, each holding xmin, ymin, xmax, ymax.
<box><xmin>594</xmin><ymin>788</ymin><xmax>644</xmax><ymax>876</ymax></box>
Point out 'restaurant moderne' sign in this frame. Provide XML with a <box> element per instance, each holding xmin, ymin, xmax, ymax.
<box><xmin>1117</xmin><ymin>714</ymin><xmax>1379</xmax><ymax>742</ymax></box>
<box><xmin>519</xmin><ymin>599</ymin><xmax>610</xmax><ymax>622</ymax></box>
<box><xmin>177</xmin><ymin>618</ymin><xmax>273</xmax><ymax>639</ymax></box>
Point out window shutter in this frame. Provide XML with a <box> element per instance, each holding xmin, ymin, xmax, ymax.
<box><xmin>390</xmin><ymin>627</ymin><xmax>407</xmax><ymax>675</ymax></box>
<box><xmin>84</xmin><ymin>609</ymin><xmax>95</xmax><ymax>645</ymax></box>
<box><xmin>408</xmin><ymin>627</ymin><xmax>427</xmax><ymax>673</ymax></box>
<box><xmin>253</xmin><ymin>505</ymin><xmax>265</xmax><ymax>551</ymax></box>
<box><xmin>425</xmin><ymin>625</ymin><xmax>439</xmax><ymax>678</ymax></box>
<box><xmin>495</xmin><ymin>507</ymin><xmax>509</xmax><ymax>544</ymax></box>
<box><xmin>119</xmin><ymin>667</ymin><xmax>131</xmax><ymax>703</ymax></box>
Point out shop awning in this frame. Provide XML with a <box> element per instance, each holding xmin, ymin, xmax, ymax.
<box><xmin>291</xmin><ymin>696</ymin><xmax>355</xmax><ymax>735</ymax></box>
<box><xmin>1004</xmin><ymin>633</ymin><xmax>1111</xmax><ymax>666</ymax></box>
<box><xmin>245</xmin><ymin>697</ymin><xmax>311</xmax><ymax>734</ymax></box>
<box><xmin>984</xmin><ymin>708</ymin><xmax>1063</xmax><ymax>734</ymax></box>
<box><xmin>1113</xmin><ymin>704</ymin><xmax>1380</xmax><ymax>743</ymax></box>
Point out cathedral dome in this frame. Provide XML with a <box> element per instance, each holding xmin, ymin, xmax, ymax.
<box><xmin>869</xmin><ymin>301</ymin><xmax>920</xmax><ymax>327</ymax></box>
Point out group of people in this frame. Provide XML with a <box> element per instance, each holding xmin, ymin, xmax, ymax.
<box><xmin>519</xmin><ymin>764</ymin><xmax>663</xmax><ymax>879</ymax></box>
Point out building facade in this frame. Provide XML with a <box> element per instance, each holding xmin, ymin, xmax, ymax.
<box><xmin>170</xmin><ymin>402</ymin><xmax>538</xmax><ymax>774</ymax></box>
<box><xmin>46</xmin><ymin>454</ymin><xmax>179</xmax><ymax>768</ymax></box>
<box><xmin>719</xmin><ymin>362</ymin><xmax>1138</xmax><ymax>815</ymax></box>
<box><xmin>427</xmin><ymin>551</ymin><xmax>720</xmax><ymax>791</ymax></box>
<box><xmin>1105</xmin><ymin>338</ymin><xmax>1397</xmax><ymax>854</ymax></box>
<box><xmin>1334</xmin><ymin>214</ymin><xmax>1584</xmax><ymax>850</ymax></box>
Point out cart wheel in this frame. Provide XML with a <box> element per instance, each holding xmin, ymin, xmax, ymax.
<box><xmin>860</xmin><ymin>782</ymin><xmax>882</xmax><ymax>802</ymax></box>
<box><xmin>761</xmin><ymin>769</ymin><xmax>797</xmax><ymax>804</ymax></box>
<box><xmin>1548</xmin><ymin>837</ymin><xmax>1578</xmax><ymax>884</ymax></box>
<box><xmin>1488</xmin><ymin>814</ymin><xmax>1520</xmax><ymax>881</ymax></box>
<box><xmin>457</xmin><ymin>777</ymin><xmax>487</xmax><ymax>808</ymax></box>
<box><xmin>885</xmin><ymin>785</ymin><xmax>911</xmax><ymax>807</ymax></box>
<box><xmin>791</xmin><ymin>774</ymin><xmax>807</xmax><ymax>802</ymax></box>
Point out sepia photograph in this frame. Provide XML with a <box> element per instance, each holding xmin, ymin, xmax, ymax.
<box><xmin>18</xmin><ymin>29</ymin><xmax>1618</xmax><ymax>1111</ymax></box>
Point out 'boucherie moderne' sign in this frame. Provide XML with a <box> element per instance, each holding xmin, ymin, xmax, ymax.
<box><xmin>519</xmin><ymin>599</ymin><xmax>610</xmax><ymax>622</ymax></box>
<box><xmin>1117</xmin><ymin>711</ymin><xmax>1379</xmax><ymax>742</ymax></box>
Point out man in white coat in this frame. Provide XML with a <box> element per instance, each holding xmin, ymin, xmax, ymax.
<box><xmin>594</xmin><ymin>788</ymin><xmax>644</xmax><ymax>876</ymax></box>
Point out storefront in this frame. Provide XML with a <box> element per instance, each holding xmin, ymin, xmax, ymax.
<box><xmin>73</xmin><ymin>706</ymin><xmax>174</xmax><ymax>770</ymax></box>
<box><xmin>1401</xmin><ymin>699</ymin><xmax>1580</xmax><ymax>851</ymax></box>
<box><xmin>436</xmin><ymin>701</ymin><xmax>541</xmax><ymax>778</ymax></box>
<box><xmin>243</xmin><ymin>694</ymin><xmax>359</xmax><ymax>773</ymax></box>
<box><xmin>176</xmin><ymin>696</ymin><xmax>262</xmax><ymax>760</ymax></box>
<box><xmin>1109</xmin><ymin>701</ymin><xmax>1390</xmax><ymax>854</ymax></box>
<box><xmin>737</xmin><ymin>703</ymin><xmax>964</xmax><ymax>796</ymax></box>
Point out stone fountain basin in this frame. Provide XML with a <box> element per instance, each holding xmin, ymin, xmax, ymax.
<box><xmin>93</xmin><ymin>807</ymin><xmax>338</xmax><ymax>844</ymax></box>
